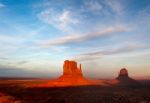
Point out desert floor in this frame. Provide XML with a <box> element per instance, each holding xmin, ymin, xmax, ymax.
<box><xmin>0</xmin><ymin>79</ymin><xmax>150</xmax><ymax>103</ymax></box>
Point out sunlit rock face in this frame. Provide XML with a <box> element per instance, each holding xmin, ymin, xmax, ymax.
<box><xmin>62</xmin><ymin>60</ymin><xmax>82</xmax><ymax>77</ymax></box>
<box><xmin>57</xmin><ymin>60</ymin><xmax>91</xmax><ymax>86</ymax></box>
<box><xmin>116</xmin><ymin>68</ymin><xmax>139</xmax><ymax>86</ymax></box>
<box><xmin>39</xmin><ymin>60</ymin><xmax>95</xmax><ymax>87</ymax></box>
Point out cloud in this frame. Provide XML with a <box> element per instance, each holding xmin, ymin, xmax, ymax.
<box><xmin>73</xmin><ymin>42</ymin><xmax>147</xmax><ymax>61</ymax></box>
<box><xmin>38</xmin><ymin>25</ymin><xmax>128</xmax><ymax>47</ymax></box>
<box><xmin>0</xmin><ymin>34</ymin><xmax>19</xmax><ymax>55</ymax></box>
<box><xmin>84</xmin><ymin>44</ymin><xmax>145</xmax><ymax>56</ymax></box>
<box><xmin>136</xmin><ymin>5</ymin><xmax>150</xmax><ymax>26</ymax></box>
<box><xmin>37</xmin><ymin>0</ymin><xmax>126</xmax><ymax>33</ymax></box>
<box><xmin>38</xmin><ymin>8</ymin><xmax>79</xmax><ymax>31</ymax></box>
<box><xmin>17</xmin><ymin>61</ymin><xmax>28</xmax><ymax>65</ymax></box>
<box><xmin>73</xmin><ymin>53</ymin><xmax>102</xmax><ymax>62</ymax></box>
<box><xmin>84</xmin><ymin>0</ymin><xmax>103</xmax><ymax>14</ymax></box>
<box><xmin>0</xmin><ymin>57</ymin><xmax>9</xmax><ymax>60</ymax></box>
<box><xmin>0</xmin><ymin>34</ymin><xmax>26</xmax><ymax>56</ymax></box>
<box><xmin>106</xmin><ymin>0</ymin><xmax>123</xmax><ymax>15</ymax></box>
<box><xmin>0</xmin><ymin>25</ymin><xmax>47</xmax><ymax>56</ymax></box>
<box><xmin>0</xmin><ymin>3</ymin><xmax>5</xmax><ymax>8</ymax></box>
<box><xmin>0</xmin><ymin>34</ymin><xmax>14</xmax><ymax>42</ymax></box>
<box><xmin>82</xmin><ymin>0</ymin><xmax>124</xmax><ymax>16</ymax></box>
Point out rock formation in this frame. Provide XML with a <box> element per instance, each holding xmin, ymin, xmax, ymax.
<box><xmin>62</xmin><ymin>60</ymin><xmax>83</xmax><ymax>77</ymax></box>
<box><xmin>38</xmin><ymin>60</ymin><xmax>95</xmax><ymax>87</ymax></box>
<box><xmin>117</xmin><ymin>68</ymin><xmax>129</xmax><ymax>80</ymax></box>
<box><xmin>57</xmin><ymin>60</ymin><xmax>91</xmax><ymax>85</ymax></box>
<box><xmin>116</xmin><ymin>68</ymin><xmax>139</xmax><ymax>86</ymax></box>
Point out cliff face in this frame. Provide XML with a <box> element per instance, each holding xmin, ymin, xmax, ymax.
<box><xmin>40</xmin><ymin>60</ymin><xmax>94</xmax><ymax>87</ymax></box>
<box><xmin>57</xmin><ymin>60</ymin><xmax>91</xmax><ymax>86</ymax></box>
<box><xmin>63</xmin><ymin>60</ymin><xmax>82</xmax><ymax>76</ymax></box>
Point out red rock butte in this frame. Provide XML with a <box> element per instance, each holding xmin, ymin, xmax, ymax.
<box><xmin>119</xmin><ymin>68</ymin><xmax>128</xmax><ymax>77</ymax></box>
<box><xmin>115</xmin><ymin>68</ymin><xmax>139</xmax><ymax>86</ymax></box>
<box><xmin>40</xmin><ymin>60</ymin><xmax>94</xmax><ymax>87</ymax></box>
<box><xmin>57</xmin><ymin>60</ymin><xmax>92</xmax><ymax>86</ymax></box>
<box><xmin>31</xmin><ymin>64</ymin><xmax>139</xmax><ymax>87</ymax></box>
<box><xmin>59</xmin><ymin>60</ymin><xmax>83</xmax><ymax>80</ymax></box>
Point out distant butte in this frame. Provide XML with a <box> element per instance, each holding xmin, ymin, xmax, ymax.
<box><xmin>115</xmin><ymin>68</ymin><xmax>139</xmax><ymax>86</ymax></box>
<box><xmin>117</xmin><ymin>68</ymin><xmax>129</xmax><ymax>79</ymax></box>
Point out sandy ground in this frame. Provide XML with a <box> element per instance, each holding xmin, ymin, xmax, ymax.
<box><xmin>0</xmin><ymin>79</ymin><xmax>150</xmax><ymax>103</ymax></box>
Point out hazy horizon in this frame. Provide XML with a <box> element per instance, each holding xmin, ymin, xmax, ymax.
<box><xmin>0</xmin><ymin>0</ymin><xmax>150</xmax><ymax>79</ymax></box>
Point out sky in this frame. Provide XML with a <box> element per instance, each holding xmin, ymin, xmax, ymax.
<box><xmin>0</xmin><ymin>0</ymin><xmax>150</xmax><ymax>79</ymax></box>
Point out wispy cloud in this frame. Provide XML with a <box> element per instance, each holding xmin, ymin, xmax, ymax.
<box><xmin>0</xmin><ymin>0</ymin><xmax>149</xmax><ymax>78</ymax></box>
<box><xmin>37</xmin><ymin>0</ymin><xmax>126</xmax><ymax>34</ymax></box>
<box><xmin>0</xmin><ymin>57</ymin><xmax>8</xmax><ymax>59</ymax></box>
<box><xmin>17</xmin><ymin>61</ymin><xmax>28</xmax><ymax>65</ymax></box>
<box><xmin>106</xmin><ymin>0</ymin><xmax>124</xmax><ymax>15</ymax></box>
<box><xmin>38</xmin><ymin>25</ymin><xmax>128</xmax><ymax>47</ymax></box>
<box><xmin>0</xmin><ymin>3</ymin><xmax>5</xmax><ymax>8</ymax></box>
<box><xmin>83</xmin><ymin>0</ymin><xmax>103</xmax><ymax>14</ymax></box>
<box><xmin>82</xmin><ymin>0</ymin><xmax>124</xmax><ymax>16</ymax></box>
<box><xmin>0</xmin><ymin>34</ymin><xmax>21</xmax><ymax>56</ymax></box>
<box><xmin>38</xmin><ymin>8</ymin><xmax>79</xmax><ymax>31</ymax></box>
<box><xmin>136</xmin><ymin>5</ymin><xmax>150</xmax><ymax>26</ymax></box>
<box><xmin>0</xmin><ymin>34</ymin><xmax>15</xmax><ymax>42</ymax></box>
<box><xmin>73</xmin><ymin>42</ymin><xmax>147</xmax><ymax>61</ymax></box>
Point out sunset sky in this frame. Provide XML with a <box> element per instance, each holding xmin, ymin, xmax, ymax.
<box><xmin>0</xmin><ymin>0</ymin><xmax>150</xmax><ymax>79</ymax></box>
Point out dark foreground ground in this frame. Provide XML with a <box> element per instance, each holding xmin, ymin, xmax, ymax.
<box><xmin>0</xmin><ymin>79</ymin><xmax>150</xmax><ymax>103</ymax></box>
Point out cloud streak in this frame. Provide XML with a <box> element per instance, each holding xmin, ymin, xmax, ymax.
<box><xmin>83</xmin><ymin>0</ymin><xmax>124</xmax><ymax>16</ymax></box>
<box><xmin>0</xmin><ymin>0</ymin><xmax>150</xmax><ymax>78</ymax></box>
<box><xmin>38</xmin><ymin>8</ymin><xmax>79</xmax><ymax>31</ymax></box>
<box><xmin>106</xmin><ymin>0</ymin><xmax>123</xmax><ymax>15</ymax></box>
<box><xmin>84</xmin><ymin>0</ymin><xmax>103</xmax><ymax>14</ymax></box>
<box><xmin>17</xmin><ymin>61</ymin><xmax>28</xmax><ymax>65</ymax></box>
<box><xmin>0</xmin><ymin>3</ymin><xmax>5</xmax><ymax>8</ymax></box>
<box><xmin>38</xmin><ymin>25</ymin><xmax>128</xmax><ymax>47</ymax></box>
<box><xmin>73</xmin><ymin>42</ymin><xmax>147</xmax><ymax>61</ymax></box>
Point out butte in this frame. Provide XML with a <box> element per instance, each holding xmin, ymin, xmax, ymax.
<box><xmin>115</xmin><ymin>68</ymin><xmax>139</xmax><ymax>86</ymax></box>
<box><xmin>41</xmin><ymin>60</ymin><xmax>94</xmax><ymax>87</ymax></box>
